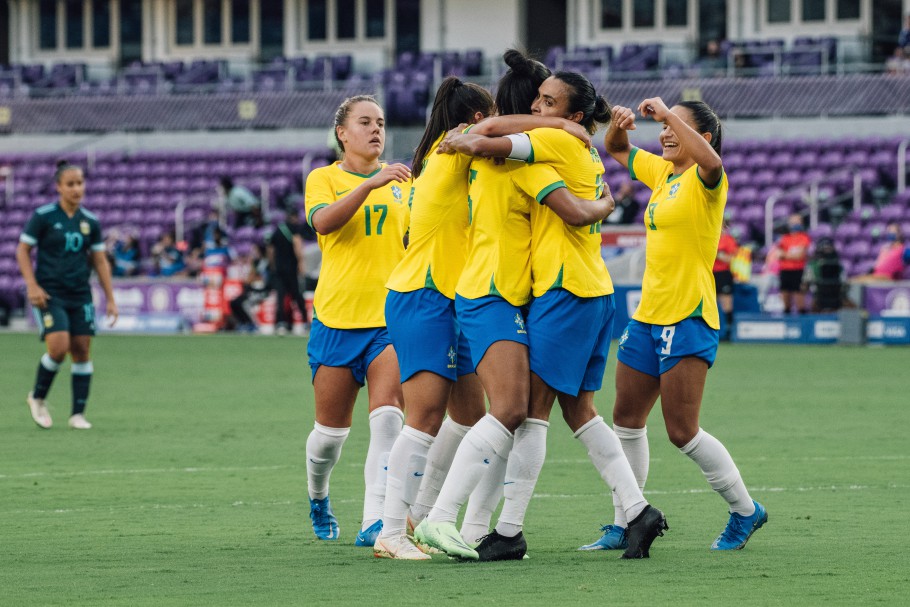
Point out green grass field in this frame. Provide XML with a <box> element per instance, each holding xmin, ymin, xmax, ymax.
<box><xmin>1</xmin><ymin>333</ymin><xmax>907</xmax><ymax>606</ymax></box>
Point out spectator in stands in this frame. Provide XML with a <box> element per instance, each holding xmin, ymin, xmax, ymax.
<box><xmin>777</xmin><ymin>213</ymin><xmax>811</xmax><ymax>314</ymax></box>
<box><xmin>186</xmin><ymin>209</ymin><xmax>222</xmax><ymax>276</ymax></box>
<box><xmin>202</xmin><ymin>225</ymin><xmax>232</xmax><ymax>271</ymax></box>
<box><xmin>266</xmin><ymin>207</ymin><xmax>310</xmax><ymax>336</ymax></box>
<box><xmin>228</xmin><ymin>243</ymin><xmax>269</xmax><ymax>333</ymax></box>
<box><xmin>16</xmin><ymin>159</ymin><xmax>118</xmax><ymax>431</ymax></box>
<box><xmin>605</xmin><ymin>180</ymin><xmax>640</xmax><ymax>224</ymax></box>
<box><xmin>885</xmin><ymin>47</ymin><xmax>910</xmax><ymax>75</ymax></box>
<box><xmin>697</xmin><ymin>40</ymin><xmax>726</xmax><ymax>77</ymax></box>
<box><xmin>899</xmin><ymin>14</ymin><xmax>910</xmax><ymax>50</ymax></box>
<box><xmin>600</xmin><ymin>97</ymin><xmax>766</xmax><ymax>552</ymax></box>
<box><xmin>303</xmin><ymin>94</ymin><xmax>410</xmax><ymax>546</ymax></box>
<box><xmin>110</xmin><ymin>232</ymin><xmax>142</xmax><ymax>277</ymax></box>
<box><xmin>714</xmin><ymin>224</ymin><xmax>738</xmax><ymax>340</ymax></box>
<box><xmin>219</xmin><ymin>176</ymin><xmax>262</xmax><ymax>228</ymax></box>
<box><xmin>854</xmin><ymin>222</ymin><xmax>906</xmax><ymax>282</ymax></box>
<box><xmin>806</xmin><ymin>237</ymin><xmax>843</xmax><ymax>312</ymax></box>
<box><xmin>150</xmin><ymin>231</ymin><xmax>187</xmax><ymax>277</ymax></box>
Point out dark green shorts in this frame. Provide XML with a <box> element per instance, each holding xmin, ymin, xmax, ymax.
<box><xmin>34</xmin><ymin>298</ymin><xmax>96</xmax><ymax>340</ymax></box>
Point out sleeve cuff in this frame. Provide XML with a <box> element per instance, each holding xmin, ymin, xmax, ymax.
<box><xmin>91</xmin><ymin>243</ymin><xmax>106</xmax><ymax>252</ymax></box>
<box><xmin>307</xmin><ymin>203</ymin><xmax>329</xmax><ymax>228</ymax></box>
<box><xmin>628</xmin><ymin>147</ymin><xmax>639</xmax><ymax>181</ymax></box>
<box><xmin>697</xmin><ymin>167</ymin><xmax>725</xmax><ymax>191</ymax></box>
<box><xmin>536</xmin><ymin>181</ymin><xmax>567</xmax><ymax>204</ymax></box>
<box><xmin>19</xmin><ymin>234</ymin><xmax>37</xmax><ymax>245</ymax></box>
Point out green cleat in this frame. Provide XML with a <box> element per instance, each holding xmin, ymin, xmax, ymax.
<box><xmin>414</xmin><ymin>520</ymin><xmax>479</xmax><ymax>560</ymax></box>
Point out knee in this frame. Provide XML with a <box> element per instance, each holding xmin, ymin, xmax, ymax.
<box><xmin>497</xmin><ymin>408</ymin><xmax>527</xmax><ymax>433</ymax></box>
<box><xmin>666</xmin><ymin>424</ymin><xmax>698</xmax><ymax>449</ymax></box>
<box><xmin>561</xmin><ymin>403</ymin><xmax>597</xmax><ymax>433</ymax></box>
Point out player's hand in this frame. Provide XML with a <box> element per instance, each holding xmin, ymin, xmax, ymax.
<box><xmin>106</xmin><ymin>301</ymin><xmax>119</xmax><ymax>327</ymax></box>
<box><xmin>562</xmin><ymin>121</ymin><xmax>592</xmax><ymax>148</ymax></box>
<box><xmin>367</xmin><ymin>163</ymin><xmax>411</xmax><ymax>188</ymax></box>
<box><xmin>610</xmin><ymin>106</ymin><xmax>637</xmax><ymax>131</ymax></box>
<box><xmin>599</xmin><ymin>183</ymin><xmax>616</xmax><ymax>219</ymax></box>
<box><xmin>438</xmin><ymin>124</ymin><xmax>469</xmax><ymax>154</ymax></box>
<box><xmin>26</xmin><ymin>284</ymin><xmax>50</xmax><ymax>308</ymax></box>
<box><xmin>638</xmin><ymin>97</ymin><xmax>671</xmax><ymax>122</ymax></box>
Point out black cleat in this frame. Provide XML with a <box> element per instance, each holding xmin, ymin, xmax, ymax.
<box><xmin>621</xmin><ymin>505</ymin><xmax>668</xmax><ymax>559</ymax></box>
<box><xmin>475</xmin><ymin>530</ymin><xmax>528</xmax><ymax>562</ymax></box>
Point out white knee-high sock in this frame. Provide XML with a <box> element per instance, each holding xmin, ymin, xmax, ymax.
<box><xmin>680</xmin><ymin>428</ymin><xmax>755</xmax><ymax>516</ymax></box>
<box><xmin>460</xmin><ymin>439</ymin><xmax>510</xmax><ymax>544</ymax></box>
<box><xmin>495</xmin><ymin>418</ymin><xmax>549</xmax><ymax>538</ymax></box>
<box><xmin>381</xmin><ymin>425</ymin><xmax>434</xmax><ymax>537</ymax></box>
<box><xmin>410</xmin><ymin>417</ymin><xmax>472</xmax><ymax>523</ymax></box>
<box><xmin>611</xmin><ymin>424</ymin><xmax>649</xmax><ymax>527</ymax></box>
<box><xmin>426</xmin><ymin>414</ymin><xmax>513</xmax><ymax>524</ymax></box>
<box><xmin>306</xmin><ymin>423</ymin><xmax>351</xmax><ymax>500</ymax></box>
<box><xmin>362</xmin><ymin>406</ymin><xmax>405</xmax><ymax>529</ymax></box>
<box><xmin>575</xmin><ymin>416</ymin><xmax>647</xmax><ymax>524</ymax></box>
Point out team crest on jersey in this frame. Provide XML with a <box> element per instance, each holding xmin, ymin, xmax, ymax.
<box><xmin>391</xmin><ymin>185</ymin><xmax>403</xmax><ymax>203</ymax></box>
<box><xmin>514</xmin><ymin>313</ymin><xmax>526</xmax><ymax>334</ymax></box>
<box><xmin>79</xmin><ymin>220</ymin><xmax>90</xmax><ymax>235</ymax></box>
<box><xmin>447</xmin><ymin>346</ymin><xmax>457</xmax><ymax>369</ymax></box>
<box><xmin>668</xmin><ymin>183</ymin><xmax>680</xmax><ymax>199</ymax></box>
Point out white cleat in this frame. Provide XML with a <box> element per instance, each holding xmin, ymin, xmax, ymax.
<box><xmin>27</xmin><ymin>392</ymin><xmax>52</xmax><ymax>429</ymax></box>
<box><xmin>374</xmin><ymin>533</ymin><xmax>432</xmax><ymax>560</ymax></box>
<box><xmin>68</xmin><ymin>414</ymin><xmax>92</xmax><ymax>430</ymax></box>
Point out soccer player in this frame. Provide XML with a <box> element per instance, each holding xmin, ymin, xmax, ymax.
<box><xmin>303</xmin><ymin>95</ymin><xmax>410</xmax><ymax>545</ymax></box>
<box><xmin>373</xmin><ymin>77</ymin><xmax>493</xmax><ymax>560</ymax></box>
<box><xmin>439</xmin><ymin>72</ymin><xmax>668</xmax><ymax>560</ymax></box>
<box><xmin>16</xmin><ymin>160</ymin><xmax>118</xmax><ymax>430</ymax></box>
<box><xmin>587</xmin><ymin>96</ymin><xmax>767</xmax><ymax>551</ymax></box>
<box><xmin>414</xmin><ymin>50</ymin><xmax>612</xmax><ymax>561</ymax></box>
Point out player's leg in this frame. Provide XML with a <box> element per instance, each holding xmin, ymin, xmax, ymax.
<box><xmin>27</xmin><ymin>305</ymin><xmax>70</xmax><ymax>429</ymax></box>
<box><xmin>68</xmin><ymin>334</ymin><xmax>94</xmax><ymax>429</ymax></box>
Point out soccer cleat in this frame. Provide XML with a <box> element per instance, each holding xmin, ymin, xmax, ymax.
<box><xmin>407</xmin><ymin>514</ymin><xmax>441</xmax><ymax>554</ymax></box>
<box><xmin>67</xmin><ymin>414</ymin><xmax>92</xmax><ymax>430</ymax></box>
<box><xmin>475</xmin><ymin>531</ymin><xmax>527</xmax><ymax>562</ymax></box>
<box><xmin>309</xmin><ymin>496</ymin><xmax>340</xmax><ymax>540</ymax></box>
<box><xmin>374</xmin><ymin>533</ymin><xmax>432</xmax><ymax>560</ymax></box>
<box><xmin>578</xmin><ymin>524</ymin><xmax>628</xmax><ymax>551</ymax></box>
<box><xmin>414</xmin><ymin>520</ymin><xmax>478</xmax><ymax>560</ymax></box>
<box><xmin>711</xmin><ymin>500</ymin><xmax>767</xmax><ymax>550</ymax></box>
<box><xmin>621</xmin><ymin>505</ymin><xmax>668</xmax><ymax>559</ymax></box>
<box><xmin>355</xmin><ymin>519</ymin><xmax>383</xmax><ymax>547</ymax></box>
<box><xmin>27</xmin><ymin>392</ymin><xmax>52</xmax><ymax>429</ymax></box>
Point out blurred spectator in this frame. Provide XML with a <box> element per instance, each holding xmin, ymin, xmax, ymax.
<box><xmin>229</xmin><ymin>243</ymin><xmax>270</xmax><ymax>333</ymax></box>
<box><xmin>186</xmin><ymin>209</ymin><xmax>222</xmax><ymax>276</ymax></box>
<box><xmin>219</xmin><ymin>176</ymin><xmax>262</xmax><ymax>228</ymax></box>
<box><xmin>806</xmin><ymin>237</ymin><xmax>843</xmax><ymax>312</ymax></box>
<box><xmin>110</xmin><ymin>232</ymin><xmax>141</xmax><ymax>277</ymax></box>
<box><xmin>885</xmin><ymin>47</ymin><xmax>910</xmax><ymax>75</ymax></box>
<box><xmin>899</xmin><ymin>14</ymin><xmax>910</xmax><ymax>50</ymax></box>
<box><xmin>150</xmin><ymin>231</ymin><xmax>187</xmax><ymax>277</ymax></box>
<box><xmin>854</xmin><ymin>223</ymin><xmax>906</xmax><ymax>281</ymax></box>
<box><xmin>266</xmin><ymin>208</ymin><xmax>309</xmax><ymax>336</ymax></box>
<box><xmin>713</xmin><ymin>225</ymin><xmax>738</xmax><ymax>339</ymax></box>
<box><xmin>697</xmin><ymin>39</ymin><xmax>726</xmax><ymax>77</ymax></box>
<box><xmin>605</xmin><ymin>181</ymin><xmax>640</xmax><ymax>225</ymax></box>
<box><xmin>777</xmin><ymin>213</ymin><xmax>811</xmax><ymax>314</ymax></box>
<box><xmin>203</xmin><ymin>225</ymin><xmax>232</xmax><ymax>271</ymax></box>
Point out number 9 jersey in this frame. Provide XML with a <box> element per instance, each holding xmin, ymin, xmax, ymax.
<box><xmin>305</xmin><ymin>162</ymin><xmax>410</xmax><ymax>329</ymax></box>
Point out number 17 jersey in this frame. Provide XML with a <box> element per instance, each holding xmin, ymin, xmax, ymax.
<box><xmin>305</xmin><ymin>162</ymin><xmax>410</xmax><ymax>329</ymax></box>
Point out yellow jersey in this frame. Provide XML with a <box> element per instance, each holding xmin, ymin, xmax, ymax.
<box><xmin>455</xmin><ymin>158</ymin><xmax>566</xmax><ymax>307</ymax></box>
<box><xmin>386</xmin><ymin>134</ymin><xmax>472</xmax><ymax>299</ymax></box>
<box><xmin>305</xmin><ymin>162</ymin><xmax>410</xmax><ymax>328</ymax></box>
<box><xmin>628</xmin><ymin>147</ymin><xmax>727</xmax><ymax>329</ymax></box>
<box><xmin>524</xmin><ymin>128</ymin><xmax>613</xmax><ymax>298</ymax></box>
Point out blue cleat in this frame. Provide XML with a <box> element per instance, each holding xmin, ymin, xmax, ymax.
<box><xmin>355</xmin><ymin>519</ymin><xmax>383</xmax><ymax>547</ymax></box>
<box><xmin>578</xmin><ymin>524</ymin><xmax>628</xmax><ymax>551</ymax></box>
<box><xmin>309</xmin><ymin>496</ymin><xmax>340</xmax><ymax>540</ymax></box>
<box><xmin>711</xmin><ymin>500</ymin><xmax>767</xmax><ymax>550</ymax></box>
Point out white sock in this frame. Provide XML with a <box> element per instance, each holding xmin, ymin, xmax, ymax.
<box><xmin>427</xmin><ymin>414</ymin><xmax>513</xmax><ymax>525</ymax></box>
<box><xmin>575</xmin><ymin>416</ymin><xmax>647</xmax><ymax>525</ymax></box>
<box><xmin>361</xmin><ymin>406</ymin><xmax>404</xmax><ymax>530</ymax></box>
<box><xmin>381</xmin><ymin>425</ymin><xmax>434</xmax><ymax>537</ymax></box>
<box><xmin>460</xmin><ymin>440</ymin><xmax>510</xmax><ymax>544</ymax></box>
<box><xmin>305</xmin><ymin>422</ymin><xmax>350</xmax><ymax>500</ymax></box>
<box><xmin>410</xmin><ymin>417</ymin><xmax>472</xmax><ymax>523</ymax></box>
<box><xmin>495</xmin><ymin>418</ymin><xmax>549</xmax><ymax>538</ymax></box>
<box><xmin>611</xmin><ymin>424</ymin><xmax>649</xmax><ymax>527</ymax></box>
<box><xmin>680</xmin><ymin>428</ymin><xmax>755</xmax><ymax>516</ymax></box>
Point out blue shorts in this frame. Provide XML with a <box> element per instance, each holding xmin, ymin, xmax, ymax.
<box><xmin>616</xmin><ymin>317</ymin><xmax>719</xmax><ymax>378</ymax></box>
<box><xmin>385</xmin><ymin>289</ymin><xmax>475</xmax><ymax>382</ymax></box>
<box><xmin>528</xmin><ymin>290</ymin><xmax>614</xmax><ymax>396</ymax></box>
<box><xmin>307</xmin><ymin>318</ymin><xmax>392</xmax><ymax>385</ymax></box>
<box><xmin>455</xmin><ymin>294</ymin><xmax>529</xmax><ymax>369</ymax></box>
<box><xmin>33</xmin><ymin>297</ymin><xmax>96</xmax><ymax>340</ymax></box>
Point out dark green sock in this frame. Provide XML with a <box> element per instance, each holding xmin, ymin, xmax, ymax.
<box><xmin>71</xmin><ymin>362</ymin><xmax>93</xmax><ymax>416</ymax></box>
<box><xmin>33</xmin><ymin>353</ymin><xmax>61</xmax><ymax>400</ymax></box>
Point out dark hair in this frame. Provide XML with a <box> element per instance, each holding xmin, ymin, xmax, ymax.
<box><xmin>552</xmin><ymin>71</ymin><xmax>612</xmax><ymax>134</ymax></box>
<box><xmin>677</xmin><ymin>100</ymin><xmax>723</xmax><ymax>155</ymax></box>
<box><xmin>411</xmin><ymin>76</ymin><xmax>494</xmax><ymax>178</ymax></box>
<box><xmin>333</xmin><ymin>94</ymin><xmax>382</xmax><ymax>154</ymax></box>
<box><xmin>220</xmin><ymin>176</ymin><xmax>234</xmax><ymax>190</ymax></box>
<box><xmin>495</xmin><ymin>49</ymin><xmax>551</xmax><ymax>116</ymax></box>
<box><xmin>54</xmin><ymin>159</ymin><xmax>82</xmax><ymax>183</ymax></box>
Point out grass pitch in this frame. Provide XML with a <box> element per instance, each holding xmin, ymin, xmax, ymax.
<box><xmin>1</xmin><ymin>333</ymin><xmax>907</xmax><ymax>606</ymax></box>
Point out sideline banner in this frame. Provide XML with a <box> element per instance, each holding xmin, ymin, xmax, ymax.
<box><xmin>90</xmin><ymin>279</ymin><xmax>205</xmax><ymax>332</ymax></box>
<box><xmin>863</xmin><ymin>282</ymin><xmax>910</xmax><ymax>317</ymax></box>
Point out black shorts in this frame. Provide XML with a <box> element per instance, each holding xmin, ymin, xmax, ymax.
<box><xmin>714</xmin><ymin>270</ymin><xmax>734</xmax><ymax>295</ymax></box>
<box><xmin>779</xmin><ymin>269</ymin><xmax>805</xmax><ymax>292</ymax></box>
<box><xmin>34</xmin><ymin>297</ymin><xmax>96</xmax><ymax>340</ymax></box>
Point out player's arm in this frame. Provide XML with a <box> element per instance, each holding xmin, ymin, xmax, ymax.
<box><xmin>603</xmin><ymin>105</ymin><xmax>636</xmax><ymax>169</ymax></box>
<box><xmin>471</xmin><ymin>116</ymin><xmax>591</xmax><ymax>147</ymax></box>
<box><xmin>292</xmin><ymin>234</ymin><xmax>305</xmax><ymax>276</ymax></box>
<box><xmin>542</xmin><ymin>182</ymin><xmax>615</xmax><ymax>227</ymax></box>
<box><xmin>309</xmin><ymin>164</ymin><xmax>411</xmax><ymax>235</ymax></box>
<box><xmin>90</xmin><ymin>249</ymin><xmax>118</xmax><ymax>326</ymax></box>
<box><xmin>15</xmin><ymin>241</ymin><xmax>51</xmax><ymax>308</ymax></box>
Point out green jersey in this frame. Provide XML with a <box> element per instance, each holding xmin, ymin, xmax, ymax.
<box><xmin>20</xmin><ymin>202</ymin><xmax>105</xmax><ymax>300</ymax></box>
